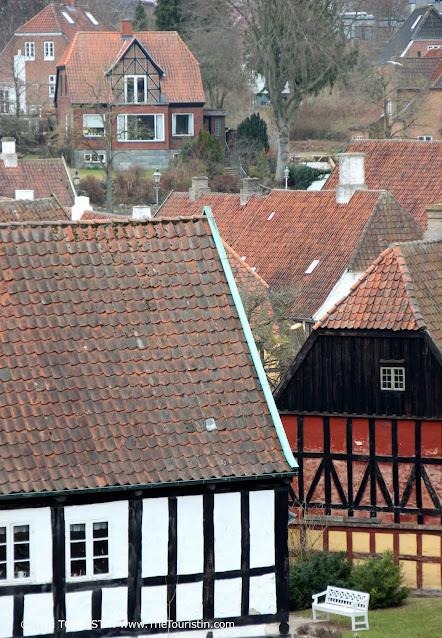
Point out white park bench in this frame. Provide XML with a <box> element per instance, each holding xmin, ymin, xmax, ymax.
<box><xmin>312</xmin><ymin>586</ymin><xmax>370</xmax><ymax>631</ymax></box>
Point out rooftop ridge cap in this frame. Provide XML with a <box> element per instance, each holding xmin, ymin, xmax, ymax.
<box><xmin>0</xmin><ymin>215</ymin><xmax>208</xmax><ymax>228</ymax></box>
<box><xmin>390</xmin><ymin>245</ymin><xmax>426</xmax><ymax>330</ymax></box>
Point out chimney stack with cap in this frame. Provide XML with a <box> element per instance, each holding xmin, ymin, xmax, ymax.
<box><xmin>189</xmin><ymin>176</ymin><xmax>211</xmax><ymax>201</ymax></box>
<box><xmin>240</xmin><ymin>178</ymin><xmax>262</xmax><ymax>205</ymax></box>
<box><xmin>121</xmin><ymin>20</ymin><xmax>133</xmax><ymax>38</ymax></box>
<box><xmin>424</xmin><ymin>204</ymin><xmax>442</xmax><ymax>240</ymax></box>
<box><xmin>336</xmin><ymin>152</ymin><xmax>367</xmax><ymax>204</ymax></box>
<box><xmin>1</xmin><ymin>137</ymin><xmax>18</xmax><ymax>168</ymax></box>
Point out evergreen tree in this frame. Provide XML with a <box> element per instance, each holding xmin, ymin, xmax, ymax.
<box><xmin>133</xmin><ymin>1</ymin><xmax>149</xmax><ymax>31</ymax></box>
<box><xmin>237</xmin><ymin>113</ymin><xmax>269</xmax><ymax>151</ymax></box>
<box><xmin>154</xmin><ymin>0</ymin><xmax>182</xmax><ymax>31</ymax></box>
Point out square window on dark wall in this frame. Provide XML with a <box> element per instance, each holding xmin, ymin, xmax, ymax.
<box><xmin>380</xmin><ymin>365</ymin><xmax>405</xmax><ymax>391</ymax></box>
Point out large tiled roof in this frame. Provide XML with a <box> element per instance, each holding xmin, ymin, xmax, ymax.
<box><xmin>379</xmin><ymin>6</ymin><xmax>442</xmax><ymax>62</ymax></box>
<box><xmin>0</xmin><ymin>218</ymin><xmax>290</xmax><ymax>496</ymax></box>
<box><xmin>0</xmin><ymin>158</ymin><xmax>75</xmax><ymax>210</ymax></box>
<box><xmin>317</xmin><ymin>239</ymin><xmax>442</xmax><ymax>352</ymax></box>
<box><xmin>15</xmin><ymin>3</ymin><xmax>113</xmax><ymax>39</ymax></box>
<box><xmin>325</xmin><ymin>140</ymin><xmax>442</xmax><ymax>228</ymax></box>
<box><xmin>160</xmin><ymin>189</ymin><xmax>422</xmax><ymax>319</ymax></box>
<box><xmin>58</xmin><ymin>31</ymin><xmax>205</xmax><ymax>104</ymax></box>
<box><xmin>396</xmin><ymin>57</ymin><xmax>442</xmax><ymax>88</ymax></box>
<box><xmin>0</xmin><ymin>196</ymin><xmax>69</xmax><ymax>221</ymax></box>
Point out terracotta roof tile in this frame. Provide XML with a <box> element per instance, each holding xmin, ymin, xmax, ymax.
<box><xmin>0</xmin><ymin>159</ymin><xmax>75</xmax><ymax>209</ymax></box>
<box><xmin>0</xmin><ymin>196</ymin><xmax>69</xmax><ymax>221</ymax></box>
<box><xmin>0</xmin><ymin>217</ymin><xmax>290</xmax><ymax>495</ymax></box>
<box><xmin>15</xmin><ymin>3</ymin><xmax>114</xmax><ymax>39</ymax></box>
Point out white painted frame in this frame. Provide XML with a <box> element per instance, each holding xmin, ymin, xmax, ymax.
<box><xmin>124</xmin><ymin>75</ymin><xmax>147</xmax><ymax>104</ymax></box>
<box><xmin>44</xmin><ymin>42</ymin><xmax>54</xmax><ymax>61</ymax></box>
<box><xmin>117</xmin><ymin>113</ymin><xmax>165</xmax><ymax>142</ymax></box>
<box><xmin>172</xmin><ymin>113</ymin><xmax>194</xmax><ymax>137</ymax></box>
<box><xmin>24</xmin><ymin>42</ymin><xmax>35</xmax><ymax>60</ymax></box>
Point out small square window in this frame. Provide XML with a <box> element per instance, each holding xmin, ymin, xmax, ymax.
<box><xmin>380</xmin><ymin>366</ymin><xmax>405</xmax><ymax>391</ymax></box>
<box><xmin>172</xmin><ymin>113</ymin><xmax>194</xmax><ymax>137</ymax></box>
<box><xmin>48</xmin><ymin>75</ymin><xmax>56</xmax><ymax>97</ymax></box>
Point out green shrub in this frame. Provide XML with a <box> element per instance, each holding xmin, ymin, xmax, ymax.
<box><xmin>351</xmin><ymin>551</ymin><xmax>410</xmax><ymax>609</ymax></box>
<box><xmin>288</xmin><ymin>164</ymin><xmax>330</xmax><ymax>190</ymax></box>
<box><xmin>237</xmin><ymin>112</ymin><xmax>269</xmax><ymax>152</ymax></box>
<box><xmin>289</xmin><ymin>552</ymin><xmax>352</xmax><ymax>611</ymax></box>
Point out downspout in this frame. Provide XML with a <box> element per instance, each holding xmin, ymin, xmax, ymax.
<box><xmin>204</xmin><ymin>206</ymin><xmax>298</xmax><ymax>470</ymax></box>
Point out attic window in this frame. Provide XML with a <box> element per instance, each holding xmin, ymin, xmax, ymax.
<box><xmin>305</xmin><ymin>259</ymin><xmax>320</xmax><ymax>275</ymax></box>
<box><xmin>85</xmin><ymin>11</ymin><xmax>99</xmax><ymax>26</ymax></box>
<box><xmin>380</xmin><ymin>366</ymin><xmax>405</xmax><ymax>391</ymax></box>
<box><xmin>411</xmin><ymin>15</ymin><xmax>421</xmax><ymax>30</ymax></box>
<box><xmin>62</xmin><ymin>11</ymin><xmax>75</xmax><ymax>24</ymax></box>
<box><xmin>267</xmin><ymin>212</ymin><xmax>276</xmax><ymax>221</ymax></box>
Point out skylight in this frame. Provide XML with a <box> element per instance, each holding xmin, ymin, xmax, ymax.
<box><xmin>62</xmin><ymin>11</ymin><xmax>75</xmax><ymax>24</ymax></box>
<box><xmin>305</xmin><ymin>259</ymin><xmax>320</xmax><ymax>274</ymax></box>
<box><xmin>267</xmin><ymin>211</ymin><xmax>276</xmax><ymax>221</ymax></box>
<box><xmin>411</xmin><ymin>15</ymin><xmax>421</xmax><ymax>30</ymax></box>
<box><xmin>241</xmin><ymin>256</ymin><xmax>247</xmax><ymax>261</ymax></box>
<box><xmin>85</xmin><ymin>11</ymin><xmax>99</xmax><ymax>26</ymax></box>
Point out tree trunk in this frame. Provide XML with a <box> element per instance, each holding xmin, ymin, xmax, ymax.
<box><xmin>106</xmin><ymin>162</ymin><xmax>112</xmax><ymax>212</ymax></box>
<box><xmin>275</xmin><ymin>121</ymin><xmax>291</xmax><ymax>182</ymax></box>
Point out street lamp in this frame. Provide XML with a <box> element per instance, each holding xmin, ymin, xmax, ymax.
<box><xmin>284</xmin><ymin>166</ymin><xmax>290</xmax><ymax>190</ymax></box>
<box><xmin>153</xmin><ymin>168</ymin><xmax>161</xmax><ymax>209</ymax></box>
<box><xmin>73</xmin><ymin>170</ymin><xmax>80</xmax><ymax>194</ymax></box>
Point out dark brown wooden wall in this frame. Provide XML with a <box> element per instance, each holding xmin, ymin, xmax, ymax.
<box><xmin>276</xmin><ymin>330</ymin><xmax>442</xmax><ymax>419</ymax></box>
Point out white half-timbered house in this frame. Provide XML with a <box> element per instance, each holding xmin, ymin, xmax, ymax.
<box><xmin>0</xmin><ymin>211</ymin><xmax>296</xmax><ymax>637</ymax></box>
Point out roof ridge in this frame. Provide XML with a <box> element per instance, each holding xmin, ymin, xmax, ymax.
<box><xmin>0</xmin><ymin>215</ymin><xmax>208</xmax><ymax>228</ymax></box>
<box><xmin>222</xmin><ymin>240</ymin><xmax>269</xmax><ymax>288</ymax></box>
<box><xmin>392</xmin><ymin>245</ymin><xmax>426</xmax><ymax>329</ymax></box>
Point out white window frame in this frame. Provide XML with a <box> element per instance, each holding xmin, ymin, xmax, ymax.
<box><xmin>386</xmin><ymin>99</ymin><xmax>393</xmax><ymax>117</ymax></box>
<box><xmin>83</xmin><ymin>114</ymin><xmax>105</xmax><ymax>138</ymax></box>
<box><xmin>67</xmin><ymin>519</ymin><xmax>110</xmax><ymax>582</ymax></box>
<box><xmin>84</xmin><ymin>152</ymin><xmax>106</xmax><ymax>164</ymax></box>
<box><xmin>380</xmin><ymin>366</ymin><xmax>405</xmax><ymax>391</ymax></box>
<box><xmin>417</xmin><ymin>135</ymin><xmax>433</xmax><ymax>141</ymax></box>
<box><xmin>172</xmin><ymin>113</ymin><xmax>194</xmax><ymax>137</ymax></box>
<box><xmin>0</xmin><ymin>523</ymin><xmax>32</xmax><ymax>584</ymax></box>
<box><xmin>117</xmin><ymin>113</ymin><xmax>164</xmax><ymax>142</ymax></box>
<box><xmin>44</xmin><ymin>41</ymin><xmax>54</xmax><ymax>61</ymax></box>
<box><xmin>24</xmin><ymin>42</ymin><xmax>35</xmax><ymax>60</ymax></box>
<box><xmin>48</xmin><ymin>75</ymin><xmax>56</xmax><ymax>97</ymax></box>
<box><xmin>124</xmin><ymin>75</ymin><xmax>147</xmax><ymax>104</ymax></box>
<box><xmin>0</xmin><ymin>88</ymin><xmax>10</xmax><ymax>114</ymax></box>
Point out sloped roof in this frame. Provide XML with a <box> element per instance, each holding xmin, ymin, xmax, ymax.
<box><xmin>379</xmin><ymin>6</ymin><xmax>442</xmax><ymax>63</ymax></box>
<box><xmin>0</xmin><ymin>218</ymin><xmax>291</xmax><ymax>496</ymax></box>
<box><xmin>0</xmin><ymin>158</ymin><xmax>75</xmax><ymax>209</ymax></box>
<box><xmin>316</xmin><ymin>239</ymin><xmax>442</xmax><ymax>353</ymax></box>
<box><xmin>325</xmin><ymin>140</ymin><xmax>442</xmax><ymax>228</ymax></box>
<box><xmin>58</xmin><ymin>31</ymin><xmax>205</xmax><ymax>104</ymax></box>
<box><xmin>0</xmin><ymin>196</ymin><xmax>69</xmax><ymax>221</ymax></box>
<box><xmin>15</xmin><ymin>2</ymin><xmax>113</xmax><ymax>39</ymax></box>
<box><xmin>395</xmin><ymin>56</ymin><xmax>441</xmax><ymax>88</ymax></box>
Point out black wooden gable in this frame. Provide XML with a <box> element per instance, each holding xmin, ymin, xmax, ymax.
<box><xmin>109</xmin><ymin>39</ymin><xmax>163</xmax><ymax>104</ymax></box>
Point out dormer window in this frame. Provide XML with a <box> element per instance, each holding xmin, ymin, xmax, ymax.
<box><xmin>124</xmin><ymin>75</ymin><xmax>147</xmax><ymax>104</ymax></box>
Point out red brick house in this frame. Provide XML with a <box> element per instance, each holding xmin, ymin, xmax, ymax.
<box><xmin>55</xmin><ymin>21</ymin><xmax>206</xmax><ymax>169</ymax></box>
<box><xmin>0</xmin><ymin>0</ymin><xmax>112</xmax><ymax>116</ymax></box>
<box><xmin>379</xmin><ymin>5</ymin><xmax>442</xmax><ymax>62</ymax></box>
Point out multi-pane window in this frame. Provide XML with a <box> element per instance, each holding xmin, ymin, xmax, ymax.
<box><xmin>0</xmin><ymin>89</ymin><xmax>9</xmax><ymax>114</ymax></box>
<box><xmin>117</xmin><ymin>113</ymin><xmax>164</xmax><ymax>141</ymax></box>
<box><xmin>69</xmin><ymin>521</ymin><xmax>109</xmax><ymax>578</ymax></box>
<box><xmin>24</xmin><ymin>42</ymin><xmax>35</xmax><ymax>60</ymax></box>
<box><xmin>124</xmin><ymin>75</ymin><xmax>147</xmax><ymax>104</ymax></box>
<box><xmin>215</xmin><ymin>119</ymin><xmax>222</xmax><ymax>137</ymax></box>
<box><xmin>0</xmin><ymin>524</ymin><xmax>30</xmax><ymax>581</ymax></box>
<box><xmin>172</xmin><ymin>113</ymin><xmax>194</xmax><ymax>137</ymax></box>
<box><xmin>84</xmin><ymin>152</ymin><xmax>106</xmax><ymax>164</ymax></box>
<box><xmin>380</xmin><ymin>366</ymin><xmax>405</xmax><ymax>391</ymax></box>
<box><xmin>44</xmin><ymin>42</ymin><xmax>54</xmax><ymax>60</ymax></box>
<box><xmin>48</xmin><ymin>75</ymin><xmax>56</xmax><ymax>97</ymax></box>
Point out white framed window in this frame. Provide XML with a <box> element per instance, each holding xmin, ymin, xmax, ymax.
<box><xmin>417</xmin><ymin>135</ymin><xmax>433</xmax><ymax>141</ymax></box>
<box><xmin>386</xmin><ymin>100</ymin><xmax>393</xmax><ymax>117</ymax></box>
<box><xmin>44</xmin><ymin>41</ymin><xmax>54</xmax><ymax>60</ymax></box>
<box><xmin>48</xmin><ymin>75</ymin><xmax>56</xmax><ymax>97</ymax></box>
<box><xmin>69</xmin><ymin>521</ymin><xmax>109</xmax><ymax>579</ymax></box>
<box><xmin>380</xmin><ymin>366</ymin><xmax>405</xmax><ymax>391</ymax></box>
<box><xmin>355</xmin><ymin>135</ymin><xmax>365</xmax><ymax>140</ymax></box>
<box><xmin>124</xmin><ymin>75</ymin><xmax>147</xmax><ymax>104</ymax></box>
<box><xmin>117</xmin><ymin>113</ymin><xmax>164</xmax><ymax>142</ymax></box>
<box><xmin>83</xmin><ymin>113</ymin><xmax>105</xmax><ymax>137</ymax></box>
<box><xmin>24</xmin><ymin>42</ymin><xmax>35</xmax><ymax>60</ymax></box>
<box><xmin>0</xmin><ymin>524</ymin><xmax>31</xmax><ymax>582</ymax></box>
<box><xmin>0</xmin><ymin>89</ymin><xmax>9</xmax><ymax>114</ymax></box>
<box><xmin>427</xmin><ymin>45</ymin><xmax>441</xmax><ymax>50</ymax></box>
<box><xmin>172</xmin><ymin>113</ymin><xmax>194</xmax><ymax>137</ymax></box>
<box><xmin>84</xmin><ymin>152</ymin><xmax>106</xmax><ymax>164</ymax></box>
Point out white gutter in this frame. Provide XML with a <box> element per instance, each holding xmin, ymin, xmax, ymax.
<box><xmin>204</xmin><ymin>206</ymin><xmax>298</xmax><ymax>470</ymax></box>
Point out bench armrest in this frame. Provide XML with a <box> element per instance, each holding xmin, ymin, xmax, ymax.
<box><xmin>312</xmin><ymin>590</ymin><xmax>328</xmax><ymax>603</ymax></box>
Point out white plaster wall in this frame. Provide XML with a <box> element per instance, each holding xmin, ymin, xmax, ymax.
<box><xmin>23</xmin><ymin>593</ymin><xmax>54</xmax><ymax>637</ymax></box>
<box><xmin>101</xmin><ymin>586</ymin><xmax>128</xmax><ymax>628</ymax></box>
<box><xmin>138</xmin><ymin>624</ymin><xmax>280</xmax><ymax>638</ymax></box>
<box><xmin>141</xmin><ymin>585</ymin><xmax>168</xmax><ymax>624</ymax></box>
<box><xmin>249</xmin><ymin>573</ymin><xmax>277</xmax><ymax>615</ymax></box>
<box><xmin>249</xmin><ymin>491</ymin><xmax>275</xmax><ymax>569</ymax></box>
<box><xmin>214</xmin><ymin>492</ymin><xmax>241</xmax><ymax>572</ymax></box>
<box><xmin>176</xmin><ymin>581</ymin><xmax>203</xmax><ymax>621</ymax></box>
<box><xmin>177</xmin><ymin>495</ymin><xmax>203</xmax><ymax>575</ymax></box>
<box><xmin>64</xmin><ymin>501</ymin><xmax>128</xmax><ymax>580</ymax></box>
<box><xmin>142</xmin><ymin>497</ymin><xmax>168</xmax><ymax>577</ymax></box>
<box><xmin>313</xmin><ymin>269</ymin><xmax>362</xmax><ymax>322</ymax></box>
<box><xmin>66</xmin><ymin>591</ymin><xmax>92</xmax><ymax>632</ymax></box>
<box><xmin>214</xmin><ymin>577</ymin><xmax>242</xmax><ymax>618</ymax></box>
<box><xmin>0</xmin><ymin>596</ymin><xmax>13</xmax><ymax>638</ymax></box>
<box><xmin>0</xmin><ymin>507</ymin><xmax>52</xmax><ymax>583</ymax></box>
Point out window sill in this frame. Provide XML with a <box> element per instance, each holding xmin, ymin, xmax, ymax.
<box><xmin>66</xmin><ymin>573</ymin><xmax>112</xmax><ymax>583</ymax></box>
<box><xmin>118</xmin><ymin>139</ymin><xmax>164</xmax><ymax>143</ymax></box>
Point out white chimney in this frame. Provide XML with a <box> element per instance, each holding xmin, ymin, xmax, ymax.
<box><xmin>239</xmin><ymin>178</ymin><xmax>262</xmax><ymax>205</ymax></box>
<box><xmin>71</xmin><ymin>195</ymin><xmax>93</xmax><ymax>221</ymax></box>
<box><xmin>15</xmin><ymin>189</ymin><xmax>34</xmax><ymax>200</ymax></box>
<box><xmin>336</xmin><ymin>152</ymin><xmax>367</xmax><ymax>204</ymax></box>
<box><xmin>424</xmin><ymin>204</ymin><xmax>442</xmax><ymax>240</ymax></box>
<box><xmin>132</xmin><ymin>206</ymin><xmax>151</xmax><ymax>220</ymax></box>
<box><xmin>189</xmin><ymin>176</ymin><xmax>211</xmax><ymax>201</ymax></box>
<box><xmin>1</xmin><ymin>137</ymin><xmax>18</xmax><ymax>168</ymax></box>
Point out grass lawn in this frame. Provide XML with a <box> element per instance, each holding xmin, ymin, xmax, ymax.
<box><xmin>300</xmin><ymin>598</ymin><xmax>442</xmax><ymax>638</ymax></box>
<box><xmin>70</xmin><ymin>168</ymin><xmax>157</xmax><ymax>181</ymax></box>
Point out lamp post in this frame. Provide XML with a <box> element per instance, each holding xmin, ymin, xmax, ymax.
<box><xmin>153</xmin><ymin>168</ymin><xmax>161</xmax><ymax>210</ymax></box>
<box><xmin>73</xmin><ymin>170</ymin><xmax>80</xmax><ymax>194</ymax></box>
<box><xmin>284</xmin><ymin>166</ymin><xmax>290</xmax><ymax>190</ymax></box>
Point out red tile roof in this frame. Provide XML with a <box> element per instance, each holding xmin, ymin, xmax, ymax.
<box><xmin>317</xmin><ymin>239</ymin><xmax>442</xmax><ymax>352</ymax></box>
<box><xmin>58</xmin><ymin>31</ymin><xmax>205</xmax><ymax>104</ymax></box>
<box><xmin>325</xmin><ymin>140</ymin><xmax>442</xmax><ymax>228</ymax></box>
<box><xmin>0</xmin><ymin>218</ymin><xmax>290</xmax><ymax>495</ymax></box>
<box><xmin>0</xmin><ymin>158</ymin><xmax>75</xmax><ymax>209</ymax></box>
<box><xmin>159</xmin><ymin>190</ymin><xmax>423</xmax><ymax>319</ymax></box>
<box><xmin>0</xmin><ymin>196</ymin><xmax>69</xmax><ymax>221</ymax></box>
<box><xmin>15</xmin><ymin>3</ymin><xmax>113</xmax><ymax>39</ymax></box>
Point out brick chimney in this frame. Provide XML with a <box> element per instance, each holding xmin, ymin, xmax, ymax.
<box><xmin>1</xmin><ymin>137</ymin><xmax>17</xmax><ymax>168</ymax></box>
<box><xmin>424</xmin><ymin>204</ymin><xmax>442</xmax><ymax>240</ymax></box>
<box><xmin>189</xmin><ymin>176</ymin><xmax>211</xmax><ymax>201</ymax></box>
<box><xmin>121</xmin><ymin>20</ymin><xmax>133</xmax><ymax>39</ymax></box>
<box><xmin>336</xmin><ymin>152</ymin><xmax>367</xmax><ymax>204</ymax></box>
<box><xmin>240</xmin><ymin>178</ymin><xmax>262</xmax><ymax>205</ymax></box>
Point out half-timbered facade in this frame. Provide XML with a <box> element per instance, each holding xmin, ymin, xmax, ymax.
<box><xmin>55</xmin><ymin>21</ymin><xmax>205</xmax><ymax>169</ymax></box>
<box><xmin>0</xmin><ymin>213</ymin><xmax>296</xmax><ymax>636</ymax></box>
<box><xmin>275</xmin><ymin>229</ymin><xmax>442</xmax><ymax>590</ymax></box>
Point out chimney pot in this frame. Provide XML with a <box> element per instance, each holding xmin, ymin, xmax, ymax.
<box><xmin>189</xmin><ymin>176</ymin><xmax>211</xmax><ymax>201</ymax></box>
<box><xmin>424</xmin><ymin>204</ymin><xmax>442</xmax><ymax>240</ymax></box>
<box><xmin>240</xmin><ymin>178</ymin><xmax>262</xmax><ymax>205</ymax></box>
<box><xmin>72</xmin><ymin>195</ymin><xmax>92</xmax><ymax>221</ymax></box>
<box><xmin>121</xmin><ymin>19</ymin><xmax>133</xmax><ymax>38</ymax></box>
<box><xmin>336</xmin><ymin>152</ymin><xmax>366</xmax><ymax>204</ymax></box>
<box><xmin>1</xmin><ymin>137</ymin><xmax>17</xmax><ymax>168</ymax></box>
